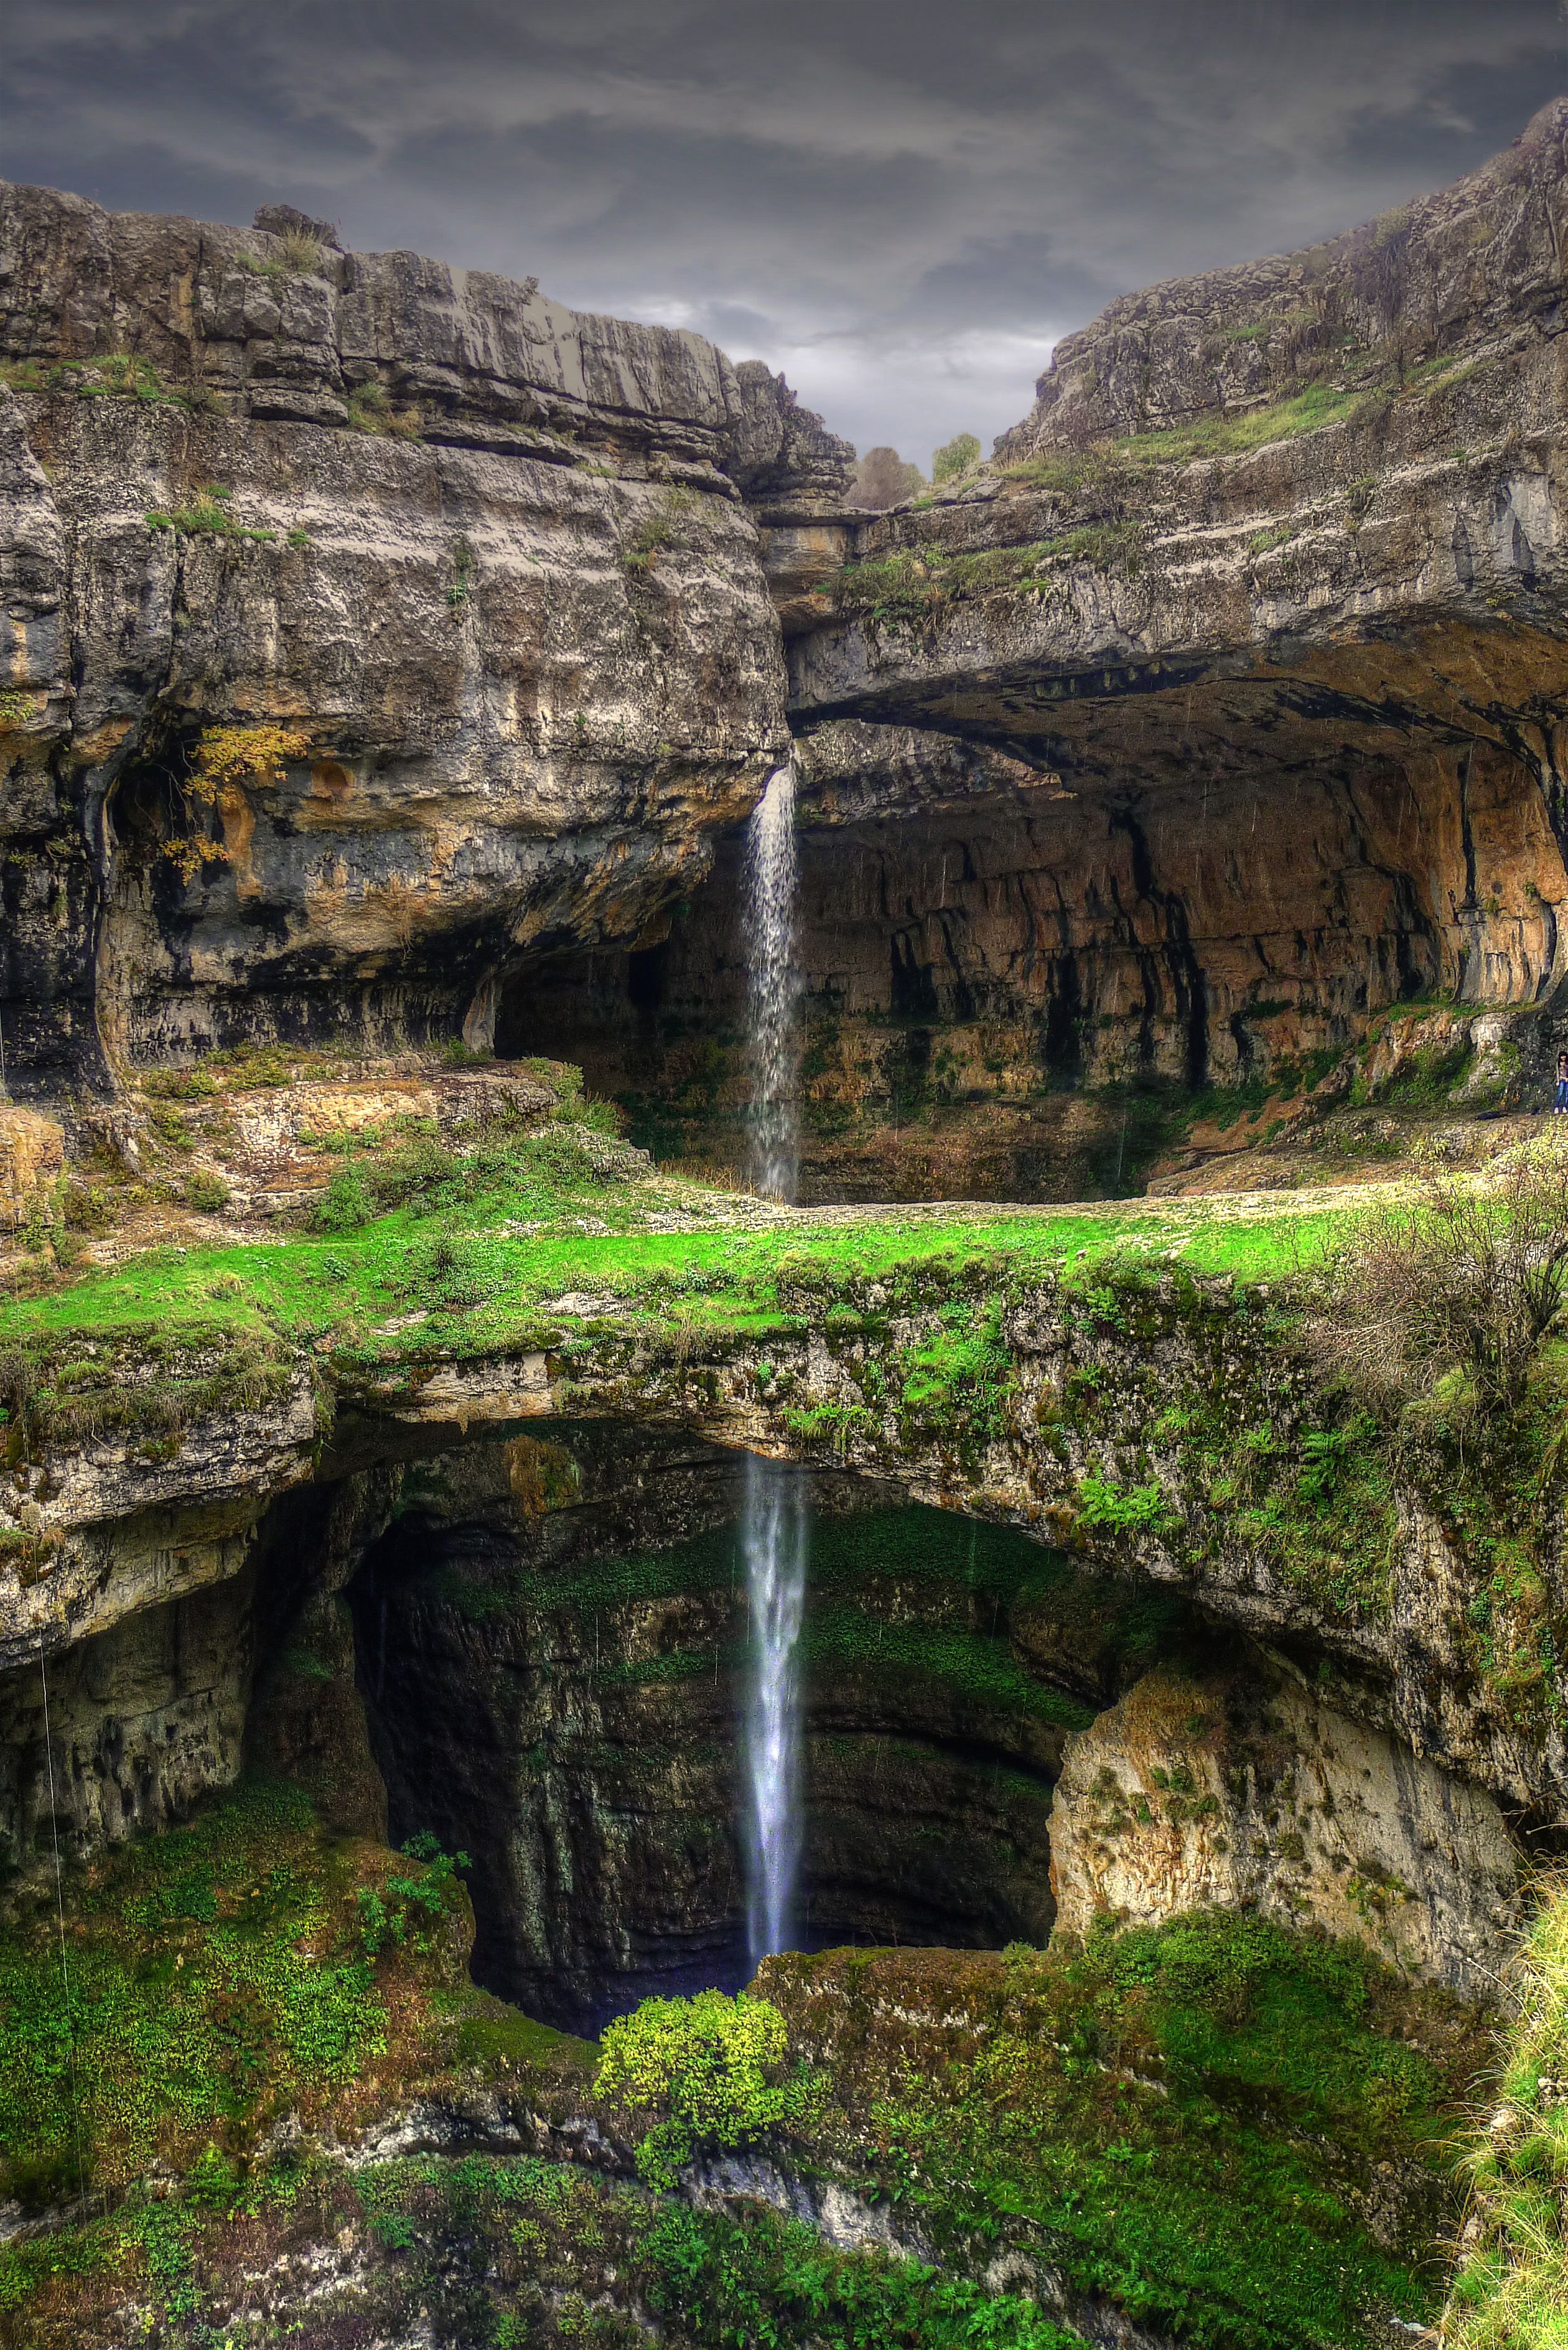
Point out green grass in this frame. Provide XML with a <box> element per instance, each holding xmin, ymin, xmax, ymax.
<box><xmin>1444</xmin><ymin>1879</ymin><xmax>1568</xmax><ymax>2348</ymax></box>
<box><xmin>1001</xmin><ymin>380</ymin><xmax>1362</xmax><ymax>496</ymax></box>
<box><xmin>0</xmin><ymin>1190</ymin><xmax>1350</xmax><ymax>1363</ymax></box>
<box><xmin>1109</xmin><ymin>380</ymin><xmax>1359</xmax><ymax>467</ymax></box>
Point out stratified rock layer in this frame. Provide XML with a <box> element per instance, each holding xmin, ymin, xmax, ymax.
<box><xmin>1048</xmin><ymin>1660</ymin><xmax>1521</xmax><ymax>1997</ymax></box>
<box><xmin>502</xmin><ymin>103</ymin><xmax>1568</xmax><ymax>1191</ymax></box>
<box><xmin>0</xmin><ymin>180</ymin><xmax>853</xmax><ymax>1090</ymax></box>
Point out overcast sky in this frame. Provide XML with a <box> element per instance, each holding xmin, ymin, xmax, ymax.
<box><xmin>4</xmin><ymin>2</ymin><xmax>1567</xmax><ymax>466</ymax></box>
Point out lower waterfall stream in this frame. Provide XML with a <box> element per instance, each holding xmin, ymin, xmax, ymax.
<box><xmin>740</xmin><ymin>757</ymin><xmax>809</xmax><ymax>1963</ymax></box>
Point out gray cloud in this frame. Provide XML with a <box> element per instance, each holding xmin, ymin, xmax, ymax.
<box><xmin>4</xmin><ymin>0</ymin><xmax>1566</xmax><ymax>463</ymax></box>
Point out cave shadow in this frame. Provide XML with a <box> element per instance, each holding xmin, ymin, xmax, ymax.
<box><xmin>340</xmin><ymin>1433</ymin><xmax>1201</xmax><ymax>2038</ymax></box>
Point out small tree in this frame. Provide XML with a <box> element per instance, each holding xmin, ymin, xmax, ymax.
<box><xmin>931</xmin><ymin>431</ymin><xmax>982</xmax><ymax>485</ymax></box>
<box><xmin>849</xmin><ymin>446</ymin><xmax>926</xmax><ymax>508</ymax></box>
<box><xmin>1307</xmin><ymin>1138</ymin><xmax>1568</xmax><ymax>1420</ymax></box>
<box><xmin>161</xmin><ymin>723</ymin><xmax>309</xmax><ymax>880</ymax></box>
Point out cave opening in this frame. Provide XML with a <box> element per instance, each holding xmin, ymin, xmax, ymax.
<box><xmin>488</xmin><ymin>739</ymin><xmax>1518</xmax><ymax>1207</ymax></box>
<box><xmin>337</xmin><ymin>1428</ymin><xmax>1136</xmax><ymax>2037</ymax></box>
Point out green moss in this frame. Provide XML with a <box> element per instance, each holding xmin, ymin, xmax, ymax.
<box><xmin>0</xmin><ymin>1782</ymin><xmax>495</xmax><ymax>2211</ymax></box>
<box><xmin>804</xmin><ymin>1609</ymin><xmax>1094</xmax><ymax>1728</ymax></box>
<box><xmin>421</xmin><ymin>1502</ymin><xmax>1160</xmax><ymax>1730</ymax></box>
<box><xmin>762</xmin><ymin>1911</ymin><xmax>1485</xmax><ymax>2350</ymax></box>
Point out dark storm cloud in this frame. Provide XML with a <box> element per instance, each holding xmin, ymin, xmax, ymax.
<box><xmin>4</xmin><ymin>0</ymin><xmax>1567</xmax><ymax>462</ymax></box>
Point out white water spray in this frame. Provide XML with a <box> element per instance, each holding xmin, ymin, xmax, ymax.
<box><xmin>742</xmin><ymin>758</ymin><xmax>802</xmax><ymax>1204</ymax></box>
<box><xmin>741</xmin><ymin>1453</ymin><xmax>808</xmax><ymax>1966</ymax></box>
<box><xmin>739</xmin><ymin>757</ymin><xmax>808</xmax><ymax>1967</ymax></box>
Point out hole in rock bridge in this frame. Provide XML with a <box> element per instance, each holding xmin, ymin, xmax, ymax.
<box><xmin>342</xmin><ymin>1426</ymin><xmax>1179</xmax><ymax>2037</ymax></box>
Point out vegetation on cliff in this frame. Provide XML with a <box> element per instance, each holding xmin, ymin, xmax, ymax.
<box><xmin>592</xmin><ymin>1919</ymin><xmax>1486</xmax><ymax>2350</ymax></box>
<box><xmin>11</xmin><ymin>1100</ymin><xmax>1568</xmax><ymax>1732</ymax></box>
<box><xmin>1443</xmin><ymin>1878</ymin><xmax>1568</xmax><ymax>2348</ymax></box>
<box><xmin>0</xmin><ymin>1843</ymin><xmax>1486</xmax><ymax>2349</ymax></box>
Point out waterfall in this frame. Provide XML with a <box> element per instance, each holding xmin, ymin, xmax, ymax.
<box><xmin>742</xmin><ymin>757</ymin><xmax>802</xmax><ymax>1204</ymax></box>
<box><xmin>739</xmin><ymin>756</ymin><xmax>808</xmax><ymax>1967</ymax></box>
<box><xmin>741</xmin><ymin>1453</ymin><xmax>808</xmax><ymax>1967</ymax></box>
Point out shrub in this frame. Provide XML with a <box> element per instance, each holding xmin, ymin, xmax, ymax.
<box><xmin>347</xmin><ymin>380</ymin><xmax>423</xmax><ymax>438</ymax></box>
<box><xmin>356</xmin><ymin>1833</ymin><xmax>470</xmax><ymax>1959</ymax></box>
<box><xmin>276</xmin><ymin>228</ymin><xmax>322</xmax><ymax>274</ymax></box>
<box><xmin>527</xmin><ymin>1126</ymin><xmax>596</xmax><ymax>1187</ymax></box>
<box><xmin>182</xmin><ymin>1170</ymin><xmax>230</xmax><ymax>1213</ymax></box>
<box><xmin>315</xmin><ymin>1166</ymin><xmax>376</xmax><ymax>1232</ymax></box>
<box><xmin>401</xmin><ymin>1227</ymin><xmax>511</xmax><ymax>1313</ymax></box>
<box><xmin>189</xmin><ymin>724</ymin><xmax>309</xmax><ymax>803</ymax></box>
<box><xmin>594</xmin><ymin>1990</ymin><xmax>815</xmax><ymax>2189</ymax></box>
<box><xmin>1307</xmin><ymin>1139</ymin><xmax>1568</xmax><ymax>1416</ymax></box>
<box><xmin>1077</xmin><ymin>1473</ymin><xmax>1180</xmax><ymax>1535</ymax></box>
<box><xmin>847</xmin><ymin>445</ymin><xmax>928</xmax><ymax>508</ymax></box>
<box><xmin>146</xmin><ymin>490</ymin><xmax>276</xmax><ymax>543</ymax></box>
<box><xmin>62</xmin><ymin>1180</ymin><xmax>117</xmax><ymax>1235</ymax></box>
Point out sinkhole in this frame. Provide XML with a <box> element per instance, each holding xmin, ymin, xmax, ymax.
<box><xmin>343</xmin><ymin>1427</ymin><xmax>1180</xmax><ymax>2037</ymax></box>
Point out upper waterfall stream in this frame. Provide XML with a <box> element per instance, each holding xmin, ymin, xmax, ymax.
<box><xmin>742</xmin><ymin>756</ymin><xmax>803</xmax><ymax>1206</ymax></box>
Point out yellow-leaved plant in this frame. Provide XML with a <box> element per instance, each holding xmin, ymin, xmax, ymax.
<box><xmin>594</xmin><ymin>1989</ymin><xmax>817</xmax><ymax>2189</ymax></box>
<box><xmin>162</xmin><ymin>724</ymin><xmax>309</xmax><ymax>880</ymax></box>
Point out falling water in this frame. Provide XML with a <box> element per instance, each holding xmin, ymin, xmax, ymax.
<box><xmin>739</xmin><ymin>757</ymin><xmax>808</xmax><ymax>1967</ymax></box>
<box><xmin>742</xmin><ymin>757</ymin><xmax>802</xmax><ymax>1205</ymax></box>
<box><xmin>742</xmin><ymin>1453</ymin><xmax>808</xmax><ymax>1967</ymax></box>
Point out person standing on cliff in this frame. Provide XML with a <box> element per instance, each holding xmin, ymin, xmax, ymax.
<box><xmin>1555</xmin><ymin>1052</ymin><xmax>1568</xmax><ymax>1114</ymax></box>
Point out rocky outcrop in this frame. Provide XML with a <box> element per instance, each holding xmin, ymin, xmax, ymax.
<box><xmin>4</xmin><ymin>1248</ymin><xmax>1560</xmax><ymax>1818</ymax></box>
<box><xmin>0</xmin><ymin>1105</ymin><xmax>61</xmax><ymax>1228</ymax></box>
<box><xmin>1048</xmin><ymin>1660</ymin><xmax>1521</xmax><ymax>1997</ymax></box>
<box><xmin>999</xmin><ymin>101</ymin><xmax>1568</xmax><ymax>457</ymax></box>
<box><xmin>3</xmin><ymin>1229</ymin><xmax>1554</xmax><ymax>2004</ymax></box>
<box><xmin>0</xmin><ymin>179</ymin><xmax>852</xmax><ymax>1093</ymax></box>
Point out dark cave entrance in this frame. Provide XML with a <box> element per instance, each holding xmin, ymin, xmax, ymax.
<box><xmin>340</xmin><ymin>1430</ymin><xmax>1144</xmax><ymax>2037</ymax></box>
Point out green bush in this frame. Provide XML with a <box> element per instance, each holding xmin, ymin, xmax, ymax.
<box><xmin>356</xmin><ymin>1833</ymin><xmax>470</xmax><ymax>1959</ymax></box>
<box><xmin>314</xmin><ymin>1166</ymin><xmax>376</xmax><ymax>1232</ymax></box>
<box><xmin>183</xmin><ymin>1170</ymin><xmax>230</xmax><ymax>1213</ymax></box>
<box><xmin>595</xmin><ymin>1990</ymin><xmax>816</xmax><ymax>2188</ymax></box>
<box><xmin>1076</xmin><ymin>1474</ymin><xmax>1180</xmax><ymax>1535</ymax></box>
<box><xmin>398</xmin><ymin>1227</ymin><xmax>513</xmax><ymax>1314</ymax></box>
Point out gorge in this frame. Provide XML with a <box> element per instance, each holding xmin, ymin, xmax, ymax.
<box><xmin>3</xmin><ymin>98</ymin><xmax>1568</xmax><ymax>2350</ymax></box>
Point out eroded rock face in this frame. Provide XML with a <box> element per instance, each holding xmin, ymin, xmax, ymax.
<box><xmin>0</xmin><ymin>180</ymin><xmax>853</xmax><ymax>1090</ymax></box>
<box><xmin>1049</xmin><ymin>1662</ymin><xmax>1522</xmax><ymax>1997</ymax></box>
<box><xmin>999</xmin><ymin>100</ymin><xmax>1568</xmax><ymax>456</ymax></box>
<box><xmin>9</xmin><ymin>1252</ymin><xmax>1567</xmax><ymax>1835</ymax></box>
<box><xmin>504</xmin><ymin>709</ymin><xmax>1568</xmax><ymax>1197</ymax></box>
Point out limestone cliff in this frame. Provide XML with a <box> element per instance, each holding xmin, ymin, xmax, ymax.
<box><xmin>527</xmin><ymin>100</ymin><xmax>1568</xmax><ymax>1196</ymax></box>
<box><xmin>0</xmin><ymin>180</ymin><xmax>851</xmax><ymax>1093</ymax></box>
